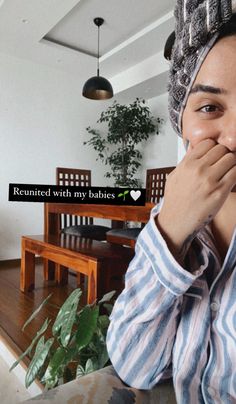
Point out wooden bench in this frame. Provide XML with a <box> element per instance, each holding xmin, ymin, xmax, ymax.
<box><xmin>20</xmin><ymin>234</ymin><xmax>134</xmax><ymax>304</ymax></box>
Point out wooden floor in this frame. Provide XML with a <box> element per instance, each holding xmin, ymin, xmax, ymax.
<box><xmin>0</xmin><ymin>259</ymin><xmax>86</xmax><ymax>365</ymax></box>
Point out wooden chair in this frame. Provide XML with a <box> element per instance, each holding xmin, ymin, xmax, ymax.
<box><xmin>145</xmin><ymin>166</ymin><xmax>175</xmax><ymax>203</ymax></box>
<box><xmin>56</xmin><ymin>167</ymin><xmax>111</xmax><ymax>240</ymax></box>
<box><xmin>106</xmin><ymin>166</ymin><xmax>175</xmax><ymax>248</ymax></box>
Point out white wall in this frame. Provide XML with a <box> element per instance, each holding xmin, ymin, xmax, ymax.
<box><xmin>178</xmin><ymin>136</ymin><xmax>186</xmax><ymax>162</ymax></box>
<box><xmin>140</xmin><ymin>93</ymin><xmax>178</xmax><ymax>184</ymax></box>
<box><xmin>0</xmin><ymin>52</ymin><xmax>113</xmax><ymax>260</ymax></box>
<box><xmin>0</xmin><ymin>53</ymin><xmax>178</xmax><ymax>259</ymax></box>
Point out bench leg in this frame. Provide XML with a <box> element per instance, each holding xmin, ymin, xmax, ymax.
<box><xmin>77</xmin><ymin>273</ymin><xmax>81</xmax><ymax>287</ymax></box>
<box><xmin>21</xmin><ymin>241</ymin><xmax>35</xmax><ymax>292</ymax></box>
<box><xmin>87</xmin><ymin>261</ymin><xmax>101</xmax><ymax>304</ymax></box>
<box><xmin>43</xmin><ymin>259</ymin><xmax>55</xmax><ymax>281</ymax></box>
<box><xmin>55</xmin><ymin>264</ymin><xmax>68</xmax><ymax>285</ymax></box>
<box><xmin>77</xmin><ymin>273</ymin><xmax>87</xmax><ymax>288</ymax></box>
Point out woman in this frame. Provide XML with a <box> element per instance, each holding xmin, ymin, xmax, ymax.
<box><xmin>107</xmin><ymin>2</ymin><xmax>236</xmax><ymax>403</ymax></box>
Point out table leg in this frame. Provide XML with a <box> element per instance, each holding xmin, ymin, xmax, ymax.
<box><xmin>44</xmin><ymin>204</ymin><xmax>60</xmax><ymax>280</ymax></box>
<box><xmin>55</xmin><ymin>264</ymin><xmax>68</xmax><ymax>285</ymax></box>
<box><xmin>43</xmin><ymin>259</ymin><xmax>55</xmax><ymax>281</ymax></box>
<box><xmin>20</xmin><ymin>239</ymin><xmax>35</xmax><ymax>292</ymax></box>
<box><xmin>87</xmin><ymin>260</ymin><xmax>100</xmax><ymax>304</ymax></box>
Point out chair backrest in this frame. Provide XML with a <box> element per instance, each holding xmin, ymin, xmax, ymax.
<box><xmin>145</xmin><ymin>166</ymin><xmax>175</xmax><ymax>204</ymax></box>
<box><xmin>56</xmin><ymin>167</ymin><xmax>93</xmax><ymax>228</ymax></box>
<box><xmin>56</xmin><ymin>167</ymin><xmax>91</xmax><ymax>187</ymax></box>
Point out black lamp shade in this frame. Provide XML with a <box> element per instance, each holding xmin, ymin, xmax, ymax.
<box><xmin>82</xmin><ymin>75</ymin><xmax>113</xmax><ymax>100</ymax></box>
<box><xmin>164</xmin><ymin>31</ymin><xmax>176</xmax><ymax>60</ymax></box>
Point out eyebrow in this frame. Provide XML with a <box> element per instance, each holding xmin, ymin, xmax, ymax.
<box><xmin>189</xmin><ymin>84</ymin><xmax>227</xmax><ymax>95</ymax></box>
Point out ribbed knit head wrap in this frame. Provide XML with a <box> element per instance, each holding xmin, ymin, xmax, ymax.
<box><xmin>168</xmin><ymin>0</ymin><xmax>236</xmax><ymax>136</ymax></box>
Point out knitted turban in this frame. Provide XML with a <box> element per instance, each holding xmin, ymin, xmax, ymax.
<box><xmin>168</xmin><ymin>0</ymin><xmax>236</xmax><ymax>136</ymax></box>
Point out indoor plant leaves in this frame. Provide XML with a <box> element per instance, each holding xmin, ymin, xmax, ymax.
<box><xmin>22</xmin><ymin>294</ymin><xmax>53</xmax><ymax>331</ymax></box>
<box><xmin>25</xmin><ymin>337</ymin><xmax>54</xmax><ymax>388</ymax></box>
<box><xmin>75</xmin><ymin>306</ymin><xmax>99</xmax><ymax>350</ymax></box>
<box><xmin>12</xmin><ymin>288</ymin><xmax>115</xmax><ymax>389</ymax></box>
<box><xmin>42</xmin><ymin>346</ymin><xmax>67</xmax><ymax>389</ymax></box>
<box><xmin>10</xmin><ymin>318</ymin><xmax>51</xmax><ymax>371</ymax></box>
<box><xmin>98</xmin><ymin>290</ymin><xmax>116</xmax><ymax>304</ymax></box>
<box><xmin>52</xmin><ymin>288</ymin><xmax>82</xmax><ymax>341</ymax></box>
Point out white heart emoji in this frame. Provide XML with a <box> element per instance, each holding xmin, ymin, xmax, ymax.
<box><xmin>130</xmin><ymin>190</ymin><xmax>141</xmax><ymax>201</ymax></box>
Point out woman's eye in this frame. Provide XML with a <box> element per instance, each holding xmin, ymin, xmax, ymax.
<box><xmin>198</xmin><ymin>104</ymin><xmax>219</xmax><ymax>113</ymax></box>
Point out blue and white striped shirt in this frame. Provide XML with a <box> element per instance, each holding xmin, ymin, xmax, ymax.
<box><xmin>106</xmin><ymin>204</ymin><xmax>236</xmax><ymax>404</ymax></box>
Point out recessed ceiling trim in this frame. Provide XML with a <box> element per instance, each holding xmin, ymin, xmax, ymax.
<box><xmin>42</xmin><ymin>10</ymin><xmax>174</xmax><ymax>67</ymax></box>
<box><xmin>100</xmin><ymin>11</ymin><xmax>173</xmax><ymax>62</ymax></box>
<box><xmin>41</xmin><ymin>37</ymin><xmax>96</xmax><ymax>58</ymax></box>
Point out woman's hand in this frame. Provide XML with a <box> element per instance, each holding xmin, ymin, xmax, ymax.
<box><xmin>157</xmin><ymin>139</ymin><xmax>236</xmax><ymax>262</ymax></box>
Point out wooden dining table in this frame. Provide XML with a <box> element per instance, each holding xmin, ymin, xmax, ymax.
<box><xmin>43</xmin><ymin>202</ymin><xmax>154</xmax><ymax>280</ymax></box>
<box><xmin>44</xmin><ymin>202</ymin><xmax>154</xmax><ymax>235</ymax></box>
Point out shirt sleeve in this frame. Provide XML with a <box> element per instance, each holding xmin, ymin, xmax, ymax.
<box><xmin>106</xmin><ymin>203</ymin><xmax>208</xmax><ymax>390</ymax></box>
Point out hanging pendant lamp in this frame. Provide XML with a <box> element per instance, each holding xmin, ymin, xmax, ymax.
<box><xmin>82</xmin><ymin>17</ymin><xmax>113</xmax><ymax>100</ymax></box>
<box><xmin>164</xmin><ymin>31</ymin><xmax>175</xmax><ymax>60</ymax></box>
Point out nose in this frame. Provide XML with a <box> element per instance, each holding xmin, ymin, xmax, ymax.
<box><xmin>218</xmin><ymin>134</ymin><xmax>236</xmax><ymax>151</ymax></box>
<box><xmin>217</xmin><ymin>116</ymin><xmax>236</xmax><ymax>152</ymax></box>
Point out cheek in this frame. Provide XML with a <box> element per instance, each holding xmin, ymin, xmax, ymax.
<box><xmin>182</xmin><ymin>113</ymin><xmax>218</xmax><ymax>147</ymax></box>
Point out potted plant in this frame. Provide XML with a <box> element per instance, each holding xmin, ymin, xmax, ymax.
<box><xmin>84</xmin><ymin>98</ymin><xmax>162</xmax><ymax>187</ymax></box>
<box><xmin>10</xmin><ymin>289</ymin><xmax>115</xmax><ymax>389</ymax></box>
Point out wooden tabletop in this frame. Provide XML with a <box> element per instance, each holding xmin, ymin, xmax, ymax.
<box><xmin>45</xmin><ymin>202</ymin><xmax>154</xmax><ymax>224</ymax></box>
<box><xmin>44</xmin><ymin>202</ymin><xmax>154</xmax><ymax>237</ymax></box>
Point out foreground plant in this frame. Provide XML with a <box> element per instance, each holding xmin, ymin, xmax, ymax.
<box><xmin>10</xmin><ymin>289</ymin><xmax>115</xmax><ymax>389</ymax></box>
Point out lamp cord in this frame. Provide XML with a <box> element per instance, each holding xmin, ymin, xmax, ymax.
<box><xmin>97</xmin><ymin>25</ymin><xmax>100</xmax><ymax>76</ymax></box>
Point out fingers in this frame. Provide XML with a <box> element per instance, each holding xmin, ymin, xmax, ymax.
<box><xmin>180</xmin><ymin>139</ymin><xmax>236</xmax><ymax>207</ymax></box>
<box><xmin>159</xmin><ymin>137</ymin><xmax>236</xmax><ymax>257</ymax></box>
<box><xmin>186</xmin><ymin>139</ymin><xmax>217</xmax><ymax>160</ymax></box>
<box><xmin>220</xmin><ymin>165</ymin><xmax>236</xmax><ymax>192</ymax></box>
<box><xmin>211</xmin><ymin>151</ymin><xmax>236</xmax><ymax>181</ymax></box>
<box><xmin>185</xmin><ymin>139</ymin><xmax>236</xmax><ymax>180</ymax></box>
<box><xmin>201</xmin><ymin>143</ymin><xmax>231</xmax><ymax>166</ymax></box>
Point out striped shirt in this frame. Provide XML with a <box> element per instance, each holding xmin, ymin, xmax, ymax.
<box><xmin>106</xmin><ymin>203</ymin><xmax>236</xmax><ymax>404</ymax></box>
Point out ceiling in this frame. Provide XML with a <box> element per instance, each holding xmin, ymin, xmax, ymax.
<box><xmin>0</xmin><ymin>0</ymin><xmax>175</xmax><ymax>101</ymax></box>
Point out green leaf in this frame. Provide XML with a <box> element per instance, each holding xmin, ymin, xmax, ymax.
<box><xmin>22</xmin><ymin>294</ymin><xmax>52</xmax><ymax>331</ymax></box>
<box><xmin>75</xmin><ymin>306</ymin><xmax>99</xmax><ymax>350</ymax></box>
<box><xmin>76</xmin><ymin>364</ymin><xmax>85</xmax><ymax>378</ymax></box>
<box><xmin>60</xmin><ymin>301</ymin><xmax>79</xmax><ymax>348</ymax></box>
<box><xmin>10</xmin><ymin>346</ymin><xmax>32</xmax><ymax>373</ymax></box>
<box><xmin>35</xmin><ymin>336</ymin><xmax>45</xmax><ymax>355</ymax></box>
<box><xmin>85</xmin><ymin>358</ymin><xmax>96</xmax><ymax>374</ymax></box>
<box><xmin>98</xmin><ymin>315</ymin><xmax>110</xmax><ymax>330</ymax></box>
<box><xmin>98</xmin><ymin>290</ymin><xmax>116</xmax><ymax>304</ymax></box>
<box><xmin>124</xmin><ymin>190</ymin><xmax>129</xmax><ymax>195</ymax></box>
<box><xmin>42</xmin><ymin>346</ymin><xmax>66</xmax><ymax>388</ymax></box>
<box><xmin>118</xmin><ymin>193</ymin><xmax>123</xmax><ymax>197</ymax></box>
<box><xmin>76</xmin><ymin>358</ymin><xmax>98</xmax><ymax>379</ymax></box>
<box><xmin>25</xmin><ymin>337</ymin><xmax>54</xmax><ymax>388</ymax></box>
<box><xmin>97</xmin><ymin>345</ymin><xmax>110</xmax><ymax>368</ymax></box>
<box><xmin>52</xmin><ymin>289</ymin><xmax>82</xmax><ymax>338</ymax></box>
<box><xmin>10</xmin><ymin>318</ymin><xmax>51</xmax><ymax>372</ymax></box>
